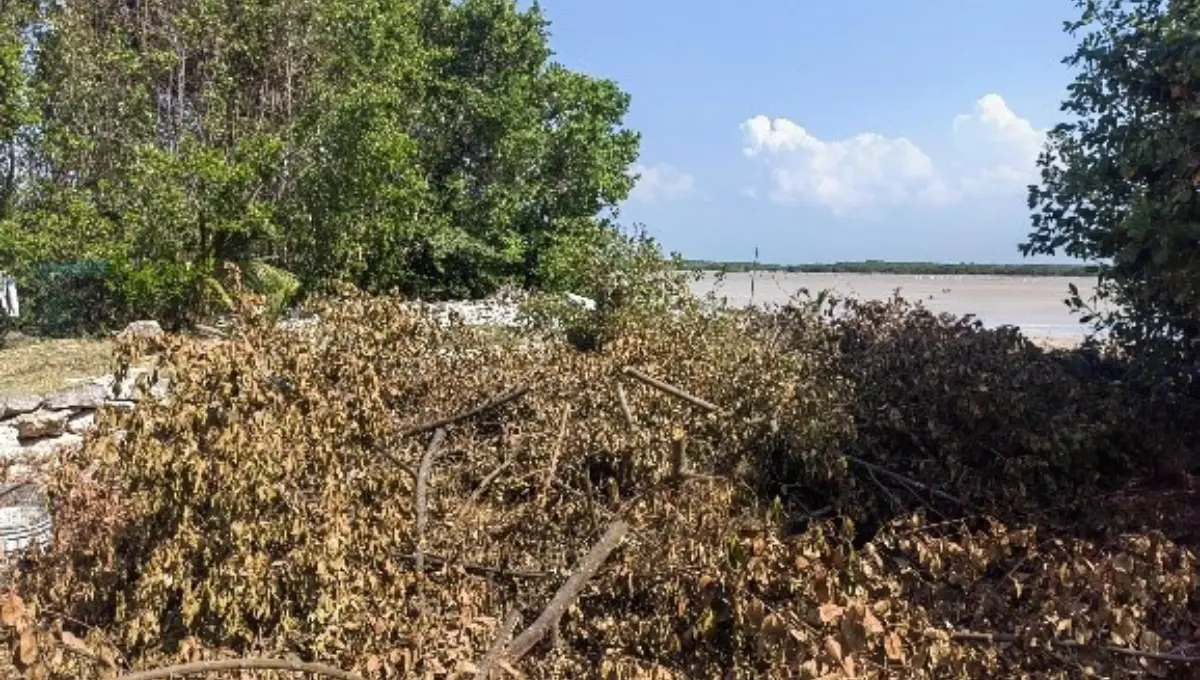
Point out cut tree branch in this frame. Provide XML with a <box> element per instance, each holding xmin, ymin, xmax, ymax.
<box><xmin>394</xmin><ymin>551</ymin><xmax>548</xmax><ymax>580</ymax></box>
<box><xmin>465</xmin><ymin>460</ymin><xmax>512</xmax><ymax>508</ymax></box>
<box><xmin>475</xmin><ymin>609</ymin><xmax>523</xmax><ymax>680</ymax></box>
<box><xmin>845</xmin><ymin>451</ymin><xmax>975</xmax><ymax>510</ymax></box>
<box><xmin>402</xmin><ymin>385</ymin><xmax>529</xmax><ymax>437</ymax></box>
<box><xmin>541</xmin><ymin>405</ymin><xmax>571</xmax><ymax>506</ymax></box>
<box><xmin>621</xmin><ymin>367</ymin><xmax>718</xmax><ymax>412</ymax></box>
<box><xmin>115</xmin><ymin>658</ymin><xmax>362</xmax><ymax>680</ymax></box>
<box><xmin>414</xmin><ymin>428</ymin><xmax>447</xmax><ymax>572</ymax></box>
<box><xmin>499</xmin><ymin>521</ymin><xmax>629</xmax><ymax>666</ymax></box>
<box><xmin>616</xmin><ymin>383</ymin><xmax>636</xmax><ymax>429</ymax></box>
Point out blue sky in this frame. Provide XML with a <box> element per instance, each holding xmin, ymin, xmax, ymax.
<box><xmin>536</xmin><ymin>0</ymin><xmax>1082</xmax><ymax>264</ymax></box>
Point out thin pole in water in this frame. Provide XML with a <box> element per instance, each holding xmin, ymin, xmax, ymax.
<box><xmin>750</xmin><ymin>246</ymin><xmax>758</xmax><ymax>305</ymax></box>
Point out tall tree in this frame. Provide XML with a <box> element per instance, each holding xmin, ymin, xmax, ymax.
<box><xmin>0</xmin><ymin>0</ymin><xmax>38</xmax><ymax>221</ymax></box>
<box><xmin>1025</xmin><ymin>0</ymin><xmax>1200</xmax><ymax>361</ymax></box>
<box><xmin>1</xmin><ymin>0</ymin><xmax>642</xmax><ymax>318</ymax></box>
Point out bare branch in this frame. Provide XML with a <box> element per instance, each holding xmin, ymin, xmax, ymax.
<box><xmin>501</xmin><ymin>520</ymin><xmax>629</xmax><ymax>665</ymax></box>
<box><xmin>414</xmin><ymin>428</ymin><xmax>447</xmax><ymax>572</ymax></box>
<box><xmin>475</xmin><ymin>609</ymin><xmax>523</xmax><ymax>680</ymax></box>
<box><xmin>540</xmin><ymin>405</ymin><xmax>571</xmax><ymax>506</ymax></box>
<box><xmin>616</xmin><ymin>383</ymin><xmax>635</xmax><ymax>429</ymax></box>
<box><xmin>402</xmin><ymin>385</ymin><xmax>529</xmax><ymax>437</ymax></box>
<box><xmin>621</xmin><ymin>367</ymin><xmax>718</xmax><ymax>412</ymax></box>
<box><xmin>115</xmin><ymin>658</ymin><xmax>362</xmax><ymax>680</ymax></box>
<box><xmin>465</xmin><ymin>460</ymin><xmax>512</xmax><ymax>508</ymax></box>
<box><xmin>845</xmin><ymin>451</ymin><xmax>976</xmax><ymax>511</ymax></box>
<box><xmin>394</xmin><ymin>551</ymin><xmax>548</xmax><ymax>580</ymax></box>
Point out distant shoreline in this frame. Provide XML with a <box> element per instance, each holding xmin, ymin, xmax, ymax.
<box><xmin>679</xmin><ymin>259</ymin><xmax>1098</xmax><ymax>277</ymax></box>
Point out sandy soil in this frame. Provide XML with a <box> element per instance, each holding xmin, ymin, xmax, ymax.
<box><xmin>0</xmin><ymin>338</ymin><xmax>113</xmax><ymax>397</ymax></box>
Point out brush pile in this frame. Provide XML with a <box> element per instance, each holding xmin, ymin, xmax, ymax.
<box><xmin>0</xmin><ymin>290</ymin><xmax>1197</xmax><ymax>679</ymax></box>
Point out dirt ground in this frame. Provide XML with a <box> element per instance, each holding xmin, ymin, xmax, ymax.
<box><xmin>0</xmin><ymin>337</ymin><xmax>113</xmax><ymax>398</ymax></box>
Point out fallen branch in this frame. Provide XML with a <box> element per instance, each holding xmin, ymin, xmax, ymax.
<box><xmin>621</xmin><ymin>367</ymin><xmax>718</xmax><ymax>412</ymax></box>
<box><xmin>945</xmin><ymin>630</ymin><xmax>1200</xmax><ymax>664</ymax></box>
<box><xmin>115</xmin><ymin>658</ymin><xmax>362</xmax><ymax>680</ymax></box>
<box><xmin>475</xmin><ymin>609</ymin><xmax>524</xmax><ymax>680</ymax></box>
<box><xmin>616</xmin><ymin>383</ymin><xmax>636</xmax><ymax>429</ymax></box>
<box><xmin>414</xmin><ymin>428</ymin><xmax>447</xmax><ymax>572</ymax></box>
<box><xmin>845</xmin><ymin>451</ymin><xmax>975</xmax><ymax>511</ymax></box>
<box><xmin>500</xmin><ymin>520</ymin><xmax>629</xmax><ymax>665</ymax></box>
<box><xmin>541</xmin><ymin>405</ymin><xmax>571</xmax><ymax>506</ymax></box>
<box><xmin>394</xmin><ymin>551</ymin><xmax>548</xmax><ymax>580</ymax></box>
<box><xmin>465</xmin><ymin>460</ymin><xmax>512</xmax><ymax>508</ymax></box>
<box><xmin>402</xmin><ymin>385</ymin><xmax>530</xmax><ymax>437</ymax></box>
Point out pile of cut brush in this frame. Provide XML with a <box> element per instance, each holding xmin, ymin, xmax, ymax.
<box><xmin>0</xmin><ymin>291</ymin><xmax>1196</xmax><ymax>679</ymax></box>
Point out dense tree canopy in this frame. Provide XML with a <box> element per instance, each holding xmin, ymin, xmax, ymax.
<box><xmin>1025</xmin><ymin>0</ymin><xmax>1200</xmax><ymax>360</ymax></box>
<box><xmin>0</xmin><ymin>0</ymin><xmax>642</xmax><ymax>324</ymax></box>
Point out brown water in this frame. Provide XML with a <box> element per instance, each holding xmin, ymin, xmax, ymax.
<box><xmin>688</xmin><ymin>272</ymin><xmax>1103</xmax><ymax>340</ymax></box>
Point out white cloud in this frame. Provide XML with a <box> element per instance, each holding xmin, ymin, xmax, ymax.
<box><xmin>741</xmin><ymin>94</ymin><xmax>1046</xmax><ymax>214</ymax></box>
<box><xmin>628</xmin><ymin>163</ymin><xmax>697</xmax><ymax>203</ymax></box>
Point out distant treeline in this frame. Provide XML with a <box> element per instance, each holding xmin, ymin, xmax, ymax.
<box><xmin>679</xmin><ymin>259</ymin><xmax>1099</xmax><ymax>277</ymax></box>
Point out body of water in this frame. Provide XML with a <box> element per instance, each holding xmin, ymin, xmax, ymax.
<box><xmin>688</xmin><ymin>272</ymin><xmax>1101</xmax><ymax>340</ymax></box>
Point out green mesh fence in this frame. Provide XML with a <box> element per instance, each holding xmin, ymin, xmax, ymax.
<box><xmin>13</xmin><ymin>260</ymin><xmax>117</xmax><ymax>337</ymax></box>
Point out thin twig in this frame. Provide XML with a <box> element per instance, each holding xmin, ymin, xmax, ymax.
<box><xmin>475</xmin><ymin>609</ymin><xmax>524</xmax><ymax>680</ymax></box>
<box><xmin>500</xmin><ymin>521</ymin><xmax>630</xmax><ymax>665</ymax></box>
<box><xmin>115</xmin><ymin>658</ymin><xmax>362</xmax><ymax>680</ymax></box>
<box><xmin>669</xmin><ymin>433</ymin><xmax>686</xmax><ymax>478</ymax></box>
<box><xmin>541</xmin><ymin>405</ymin><xmax>571</xmax><ymax>506</ymax></box>
<box><xmin>401</xmin><ymin>385</ymin><xmax>529</xmax><ymax>437</ymax></box>
<box><xmin>466</xmin><ymin>460</ymin><xmax>513</xmax><ymax>508</ymax></box>
<box><xmin>946</xmin><ymin>630</ymin><xmax>1200</xmax><ymax>664</ymax></box>
<box><xmin>394</xmin><ymin>551</ymin><xmax>548</xmax><ymax>580</ymax></box>
<box><xmin>864</xmin><ymin>464</ymin><xmax>903</xmax><ymax>511</ymax></box>
<box><xmin>621</xmin><ymin>367</ymin><xmax>718</xmax><ymax>412</ymax></box>
<box><xmin>845</xmin><ymin>451</ymin><xmax>975</xmax><ymax>510</ymax></box>
<box><xmin>414</xmin><ymin>428</ymin><xmax>447</xmax><ymax>572</ymax></box>
<box><xmin>616</xmin><ymin>383</ymin><xmax>635</xmax><ymax>429</ymax></box>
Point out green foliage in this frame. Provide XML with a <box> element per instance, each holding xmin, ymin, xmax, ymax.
<box><xmin>1025</xmin><ymin>0</ymin><xmax>1200</xmax><ymax>367</ymax></box>
<box><xmin>0</xmin><ymin>0</ymin><xmax>642</xmax><ymax>324</ymax></box>
<box><xmin>520</xmin><ymin>224</ymin><xmax>697</xmax><ymax>351</ymax></box>
<box><xmin>11</xmin><ymin>260</ymin><xmax>115</xmax><ymax>337</ymax></box>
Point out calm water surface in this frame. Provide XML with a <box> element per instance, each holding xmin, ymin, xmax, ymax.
<box><xmin>688</xmin><ymin>272</ymin><xmax>1102</xmax><ymax>339</ymax></box>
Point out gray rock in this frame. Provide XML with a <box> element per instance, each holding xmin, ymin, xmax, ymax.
<box><xmin>0</xmin><ymin>504</ymin><xmax>52</xmax><ymax>554</ymax></box>
<box><xmin>21</xmin><ymin>432</ymin><xmax>82</xmax><ymax>457</ymax></box>
<box><xmin>65</xmin><ymin>412</ymin><xmax>95</xmax><ymax>435</ymax></box>
<box><xmin>0</xmin><ymin>425</ymin><xmax>19</xmax><ymax>459</ymax></box>
<box><xmin>0</xmin><ymin>393</ymin><xmax>43</xmax><ymax>419</ymax></box>
<box><xmin>45</xmin><ymin>382</ymin><xmax>108</xmax><ymax>410</ymax></box>
<box><xmin>13</xmin><ymin>409</ymin><xmax>71</xmax><ymax>439</ymax></box>
<box><xmin>118</xmin><ymin>320</ymin><xmax>164</xmax><ymax>341</ymax></box>
<box><xmin>104</xmin><ymin>400</ymin><xmax>137</xmax><ymax>412</ymax></box>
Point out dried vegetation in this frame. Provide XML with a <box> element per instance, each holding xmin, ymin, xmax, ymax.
<box><xmin>0</xmin><ymin>288</ymin><xmax>1198</xmax><ymax>679</ymax></box>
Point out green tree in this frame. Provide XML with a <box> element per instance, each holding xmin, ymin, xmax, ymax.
<box><xmin>2</xmin><ymin>0</ymin><xmax>642</xmax><ymax>322</ymax></box>
<box><xmin>1024</xmin><ymin>0</ymin><xmax>1200</xmax><ymax>361</ymax></box>
<box><xmin>0</xmin><ymin>0</ymin><xmax>37</xmax><ymax>222</ymax></box>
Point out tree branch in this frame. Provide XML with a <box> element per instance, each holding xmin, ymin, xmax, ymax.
<box><xmin>401</xmin><ymin>385</ymin><xmax>529</xmax><ymax>437</ymax></box>
<box><xmin>414</xmin><ymin>428</ymin><xmax>447</xmax><ymax>572</ymax></box>
<box><xmin>499</xmin><ymin>520</ymin><xmax>629</xmax><ymax>665</ymax></box>
<box><xmin>115</xmin><ymin>658</ymin><xmax>362</xmax><ymax>680</ymax></box>
<box><xmin>621</xmin><ymin>367</ymin><xmax>718</xmax><ymax>412</ymax></box>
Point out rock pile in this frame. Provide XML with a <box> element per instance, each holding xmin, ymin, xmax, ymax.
<box><xmin>0</xmin><ymin>366</ymin><xmax>168</xmax><ymax>553</ymax></box>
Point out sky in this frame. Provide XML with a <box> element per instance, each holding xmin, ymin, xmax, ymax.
<box><xmin>535</xmin><ymin>0</ymin><xmax>1083</xmax><ymax>264</ymax></box>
